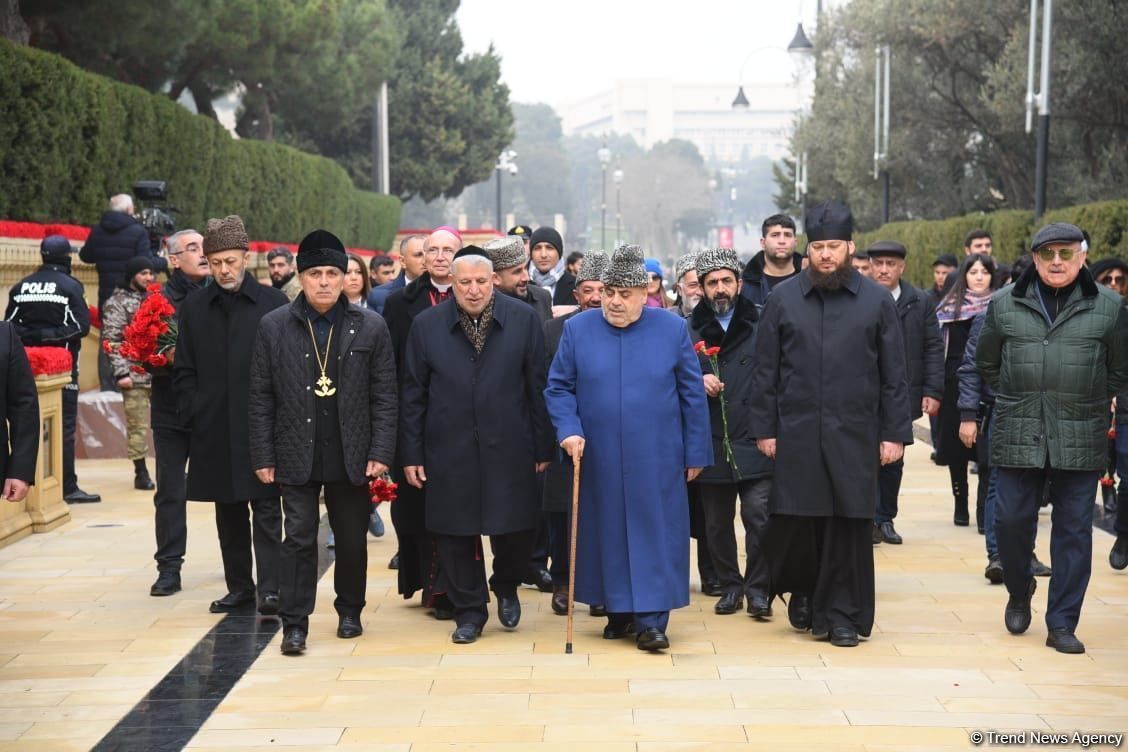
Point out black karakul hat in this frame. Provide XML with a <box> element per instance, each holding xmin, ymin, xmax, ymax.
<box><xmin>805</xmin><ymin>200</ymin><xmax>854</xmax><ymax>242</ymax></box>
<box><xmin>297</xmin><ymin>229</ymin><xmax>347</xmax><ymax>272</ymax></box>
<box><xmin>453</xmin><ymin>245</ymin><xmax>489</xmax><ymax>262</ymax></box>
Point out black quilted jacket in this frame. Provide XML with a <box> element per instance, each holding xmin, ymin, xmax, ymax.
<box><xmin>248</xmin><ymin>296</ymin><xmax>398</xmax><ymax>487</ymax></box>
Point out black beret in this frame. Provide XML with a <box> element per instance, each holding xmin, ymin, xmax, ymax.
<box><xmin>1031</xmin><ymin>222</ymin><xmax>1085</xmax><ymax>252</ymax></box>
<box><xmin>866</xmin><ymin>240</ymin><xmax>906</xmax><ymax>258</ymax></box>
<box><xmin>933</xmin><ymin>253</ymin><xmax>958</xmax><ymax>268</ymax></box>
<box><xmin>297</xmin><ymin>229</ymin><xmax>347</xmax><ymax>273</ymax></box>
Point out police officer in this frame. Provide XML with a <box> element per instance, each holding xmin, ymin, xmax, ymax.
<box><xmin>4</xmin><ymin>235</ymin><xmax>99</xmax><ymax>503</ymax></box>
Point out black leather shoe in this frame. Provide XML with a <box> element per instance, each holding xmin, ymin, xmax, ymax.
<box><xmin>64</xmin><ymin>488</ymin><xmax>101</xmax><ymax>504</ymax></box>
<box><xmin>602</xmin><ymin>620</ymin><xmax>636</xmax><ymax>639</ymax></box>
<box><xmin>747</xmin><ymin>594</ymin><xmax>772</xmax><ymax>619</ymax></box>
<box><xmin>257</xmin><ymin>593</ymin><xmax>280</xmax><ymax>616</ymax></box>
<box><xmin>1031</xmin><ymin>556</ymin><xmax>1052</xmax><ymax>577</ymax></box>
<box><xmin>497</xmin><ymin>595</ymin><xmax>521</xmax><ymax>629</ymax></box>
<box><xmin>451</xmin><ymin>623</ymin><xmax>482</xmax><ymax>644</ymax></box>
<box><xmin>984</xmin><ymin>556</ymin><xmax>1004</xmax><ymax>584</ymax></box>
<box><xmin>829</xmin><ymin>626</ymin><xmax>859</xmax><ymax>647</ymax></box>
<box><xmin>1045</xmin><ymin>628</ymin><xmax>1085</xmax><ymax>654</ymax></box>
<box><xmin>1111</xmin><ymin>535</ymin><xmax>1128</xmax><ymax>571</ymax></box>
<box><xmin>149</xmin><ymin>572</ymin><xmax>181</xmax><ymax>597</ymax></box>
<box><xmin>1005</xmin><ymin>578</ymin><xmax>1036</xmax><ymax>635</ymax></box>
<box><xmin>209</xmin><ymin>591</ymin><xmax>255</xmax><ymax>613</ymax></box>
<box><xmin>388</xmin><ymin>552</ymin><xmax>400</xmax><ymax>570</ymax></box>
<box><xmin>337</xmin><ymin>615</ymin><xmax>363</xmax><ymax>638</ymax></box>
<box><xmin>551</xmin><ymin>587</ymin><xmax>568</xmax><ymax>616</ymax></box>
<box><xmin>589</xmin><ymin>604</ymin><xmax>607</xmax><ymax>617</ymax></box>
<box><xmin>871</xmin><ymin>523</ymin><xmax>882</xmax><ymax>545</ymax></box>
<box><xmin>787</xmin><ymin>593</ymin><xmax>811</xmax><ymax>631</ymax></box>
<box><xmin>701</xmin><ymin>580</ymin><xmax>723</xmax><ymax>597</ymax></box>
<box><xmin>525</xmin><ymin>568</ymin><xmax>553</xmax><ymax>593</ymax></box>
<box><xmin>878</xmin><ymin>521</ymin><xmax>903</xmax><ymax>545</ymax></box>
<box><xmin>636</xmin><ymin>628</ymin><xmax>670</xmax><ymax>652</ymax></box>
<box><xmin>714</xmin><ymin>591</ymin><xmax>742</xmax><ymax>615</ymax></box>
<box><xmin>280</xmin><ymin>626</ymin><xmax>306</xmax><ymax>655</ymax></box>
<box><xmin>134</xmin><ymin>469</ymin><xmax>155</xmax><ymax>491</ymax></box>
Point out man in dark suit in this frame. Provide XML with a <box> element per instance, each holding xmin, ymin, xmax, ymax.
<box><xmin>174</xmin><ymin>215</ymin><xmax>288</xmax><ymax>615</ymax></box>
<box><xmin>0</xmin><ymin>322</ymin><xmax>39</xmax><ymax>505</ymax></box>
<box><xmin>249</xmin><ymin>229</ymin><xmax>398</xmax><ymax>655</ymax></box>
<box><xmin>400</xmin><ymin>248</ymin><xmax>554</xmax><ymax>644</ymax></box>
<box><xmin>367</xmin><ymin>234</ymin><xmax>427</xmax><ymax>313</ymax></box>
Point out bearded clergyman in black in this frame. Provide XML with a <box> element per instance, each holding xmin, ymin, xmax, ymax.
<box><xmin>749</xmin><ymin>201</ymin><xmax>912</xmax><ymax>648</ymax></box>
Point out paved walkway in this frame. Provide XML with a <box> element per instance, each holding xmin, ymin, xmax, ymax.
<box><xmin>0</xmin><ymin>445</ymin><xmax>1125</xmax><ymax>751</ymax></box>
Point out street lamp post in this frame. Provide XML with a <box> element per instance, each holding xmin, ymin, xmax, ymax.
<box><xmin>613</xmin><ymin>167</ymin><xmax>624</xmax><ymax>246</ymax></box>
<box><xmin>494</xmin><ymin>149</ymin><xmax>518</xmax><ymax>231</ymax></box>
<box><xmin>598</xmin><ymin>142</ymin><xmax>612</xmax><ymax>249</ymax></box>
<box><xmin>873</xmin><ymin>45</ymin><xmax>891</xmax><ymax>225</ymax></box>
<box><xmin>1025</xmin><ymin>0</ymin><xmax>1053</xmax><ymax>218</ymax></box>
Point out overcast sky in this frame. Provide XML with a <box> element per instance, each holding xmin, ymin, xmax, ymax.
<box><xmin>456</xmin><ymin>0</ymin><xmax>825</xmax><ymax>108</ymax></box>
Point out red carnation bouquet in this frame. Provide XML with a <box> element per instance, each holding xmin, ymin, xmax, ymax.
<box><xmin>24</xmin><ymin>346</ymin><xmax>73</xmax><ymax>377</ymax></box>
<box><xmin>88</xmin><ymin>305</ymin><xmax>101</xmax><ymax>331</ymax></box>
<box><xmin>102</xmin><ymin>284</ymin><xmax>177</xmax><ymax>372</ymax></box>
<box><xmin>695</xmin><ymin>340</ymin><xmax>739</xmax><ymax>477</ymax></box>
<box><xmin>369</xmin><ymin>476</ymin><xmax>397</xmax><ymax>505</ymax></box>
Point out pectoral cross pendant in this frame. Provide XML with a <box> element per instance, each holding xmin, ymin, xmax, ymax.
<box><xmin>314</xmin><ymin>374</ymin><xmax>337</xmax><ymax>398</ymax></box>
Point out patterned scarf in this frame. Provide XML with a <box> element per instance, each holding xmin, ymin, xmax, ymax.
<box><xmin>529</xmin><ymin>256</ymin><xmax>566</xmax><ymax>291</ymax></box>
<box><xmin>458</xmin><ymin>294</ymin><xmax>496</xmax><ymax>354</ymax></box>
<box><xmin>936</xmin><ymin>289</ymin><xmax>993</xmax><ymax>352</ymax></box>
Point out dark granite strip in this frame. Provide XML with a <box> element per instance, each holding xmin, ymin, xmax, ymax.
<box><xmin>92</xmin><ymin>517</ymin><xmax>335</xmax><ymax>752</ymax></box>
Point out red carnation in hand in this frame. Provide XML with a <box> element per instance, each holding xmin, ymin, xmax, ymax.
<box><xmin>693</xmin><ymin>340</ymin><xmax>706</xmax><ymax>354</ymax></box>
<box><xmin>705</xmin><ymin>346</ymin><xmax>721</xmax><ymax>357</ymax></box>
<box><xmin>369</xmin><ymin>477</ymin><xmax>398</xmax><ymax>504</ymax></box>
<box><xmin>147</xmin><ymin>283</ymin><xmax>163</xmax><ymax>294</ymax></box>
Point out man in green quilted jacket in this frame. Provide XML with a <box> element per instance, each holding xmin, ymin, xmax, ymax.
<box><xmin>977</xmin><ymin>222</ymin><xmax>1128</xmax><ymax>654</ymax></box>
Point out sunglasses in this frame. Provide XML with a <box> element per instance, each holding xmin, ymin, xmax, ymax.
<box><xmin>1101</xmin><ymin>274</ymin><xmax>1126</xmax><ymax>285</ymax></box>
<box><xmin>1036</xmin><ymin>247</ymin><xmax>1078</xmax><ymax>262</ymax></box>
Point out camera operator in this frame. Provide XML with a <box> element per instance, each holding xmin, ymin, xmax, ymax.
<box><xmin>80</xmin><ymin>193</ymin><xmax>168</xmax><ymax>391</ymax></box>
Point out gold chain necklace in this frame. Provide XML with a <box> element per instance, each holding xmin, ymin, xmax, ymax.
<box><xmin>306</xmin><ymin>320</ymin><xmax>337</xmax><ymax>397</ymax></box>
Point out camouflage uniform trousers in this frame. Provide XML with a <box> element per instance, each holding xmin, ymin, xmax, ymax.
<box><xmin>122</xmin><ymin>386</ymin><xmax>152</xmax><ymax>461</ymax></box>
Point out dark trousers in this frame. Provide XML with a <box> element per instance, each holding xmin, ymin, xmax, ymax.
<box><xmin>768</xmin><ymin>515</ymin><xmax>875</xmax><ymax>637</ymax></box>
<box><xmin>526</xmin><ymin>473</ymin><xmax>549</xmax><ymax>574</ymax></box>
<box><xmin>62</xmin><ymin>384</ymin><xmax>78</xmax><ymax>493</ymax></box>
<box><xmin>874</xmin><ymin>459</ymin><xmax>903</xmax><ymax>524</ymax></box>
<box><xmin>995</xmin><ymin>466</ymin><xmax>1097</xmax><ymax>632</ymax></box>
<box><xmin>214</xmin><ymin>498</ymin><xmax>282</xmax><ymax>599</ymax></box>
<box><xmin>698</xmin><ymin>479</ymin><xmax>771</xmax><ymax>597</ymax></box>
<box><xmin>279</xmin><ymin>481</ymin><xmax>370</xmax><ymax>631</ymax></box>
<box><xmin>433</xmin><ymin>530</ymin><xmax>536</xmax><ymax>628</ymax></box>
<box><xmin>608</xmin><ymin>610</ymin><xmax>669</xmax><ymax>632</ymax></box>
<box><xmin>688</xmin><ymin>484</ymin><xmax>718</xmax><ymax>586</ymax></box>
<box><xmin>546</xmin><ymin>511</ymin><xmax>569</xmax><ymax>586</ymax></box>
<box><xmin>153</xmin><ymin>426</ymin><xmax>189</xmax><ymax>573</ymax></box>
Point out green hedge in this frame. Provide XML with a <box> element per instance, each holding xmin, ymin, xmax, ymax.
<box><xmin>854</xmin><ymin>200</ymin><xmax>1128</xmax><ymax>287</ymax></box>
<box><xmin>0</xmin><ymin>39</ymin><xmax>400</xmax><ymax>249</ymax></box>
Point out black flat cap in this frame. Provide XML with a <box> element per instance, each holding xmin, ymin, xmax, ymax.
<box><xmin>933</xmin><ymin>253</ymin><xmax>958</xmax><ymax>268</ymax></box>
<box><xmin>1031</xmin><ymin>222</ymin><xmax>1085</xmax><ymax>252</ymax></box>
<box><xmin>867</xmin><ymin>240</ymin><xmax>906</xmax><ymax>258</ymax></box>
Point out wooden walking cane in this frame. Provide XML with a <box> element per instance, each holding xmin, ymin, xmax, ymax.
<box><xmin>565</xmin><ymin>454</ymin><xmax>581</xmax><ymax>654</ymax></box>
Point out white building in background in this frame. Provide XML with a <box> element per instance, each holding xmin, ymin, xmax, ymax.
<box><xmin>558</xmin><ymin>79</ymin><xmax>800</xmax><ymax>163</ymax></box>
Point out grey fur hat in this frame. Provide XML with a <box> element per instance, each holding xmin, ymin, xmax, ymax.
<box><xmin>203</xmin><ymin>215</ymin><xmax>249</xmax><ymax>255</ymax></box>
<box><xmin>674</xmin><ymin>252</ymin><xmax>699</xmax><ymax>282</ymax></box>
<box><xmin>575</xmin><ymin>251</ymin><xmax>609</xmax><ymax>283</ymax></box>
<box><xmin>482</xmin><ymin>236</ymin><xmax>527</xmax><ymax>270</ymax></box>
<box><xmin>601</xmin><ymin>244</ymin><xmax>648</xmax><ymax>288</ymax></box>
<box><xmin>695</xmin><ymin>248</ymin><xmax>741</xmax><ymax>279</ymax></box>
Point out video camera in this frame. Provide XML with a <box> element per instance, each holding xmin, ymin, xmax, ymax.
<box><xmin>133</xmin><ymin>180</ymin><xmax>177</xmax><ymax>253</ymax></box>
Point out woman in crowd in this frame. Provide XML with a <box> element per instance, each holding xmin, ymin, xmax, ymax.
<box><xmin>644</xmin><ymin>258</ymin><xmax>670</xmax><ymax>308</ymax></box>
<box><xmin>344</xmin><ymin>253</ymin><xmax>371</xmax><ymax>309</ymax></box>
<box><xmin>936</xmin><ymin>253</ymin><xmax>997</xmax><ymax>529</ymax></box>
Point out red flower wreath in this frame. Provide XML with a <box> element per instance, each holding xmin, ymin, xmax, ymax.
<box><xmin>24</xmin><ymin>346</ymin><xmax>73</xmax><ymax>377</ymax></box>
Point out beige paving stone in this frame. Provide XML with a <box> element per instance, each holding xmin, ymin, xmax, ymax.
<box><xmin>340</xmin><ymin>725</ymin><xmax>545</xmax><ymax>743</ymax></box>
<box><xmin>845</xmin><ymin>709</ymin><xmax>1049</xmax><ymax>728</ymax></box>
<box><xmin>202</xmin><ymin>711</ymin><xmax>424</xmax><ymax>730</ymax></box>
<box><xmin>187</xmin><ymin>728</ymin><xmax>345</xmax><ymax>747</ymax></box>
<box><xmin>528</xmin><ymin>692</ymin><xmax>731</xmax><ymax>710</ymax></box>
<box><xmin>420</xmin><ymin>707</ymin><xmax>633</xmax><ymax>727</ymax></box>
<box><xmin>542</xmin><ymin>723</ymin><xmax>747</xmax><ymax>742</ymax></box>
<box><xmin>0</xmin><ymin>726</ymin><xmax>30</xmax><ymax>743</ymax></box>
<box><xmin>14</xmin><ymin>718</ymin><xmax>116</xmax><ymax>740</ymax></box>
<box><xmin>410</xmin><ymin>745</ymin><xmax>631</xmax><ymax>752</ymax></box>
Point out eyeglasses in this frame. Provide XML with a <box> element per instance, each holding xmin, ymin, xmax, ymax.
<box><xmin>1036</xmin><ymin>247</ymin><xmax>1078</xmax><ymax>262</ymax></box>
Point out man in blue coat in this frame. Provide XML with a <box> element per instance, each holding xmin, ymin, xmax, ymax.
<box><xmin>545</xmin><ymin>244</ymin><xmax>713</xmax><ymax>652</ymax></box>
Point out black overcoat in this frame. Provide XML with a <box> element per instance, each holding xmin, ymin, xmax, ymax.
<box><xmin>0</xmin><ymin>323</ymin><xmax>39</xmax><ymax>484</ymax></box>
<box><xmin>749</xmin><ymin>270</ymin><xmax>913</xmax><ymax>519</ymax></box>
<box><xmin>400</xmin><ymin>293</ymin><xmax>554</xmax><ymax>536</ymax></box>
<box><xmin>894</xmin><ymin>279</ymin><xmax>944</xmax><ymax>421</ymax></box>
<box><xmin>174</xmin><ymin>276</ymin><xmax>288</xmax><ymax>502</ymax></box>
<box><xmin>688</xmin><ymin>295</ymin><xmax>774</xmax><ymax>484</ymax></box>
<box><xmin>247</xmin><ymin>296</ymin><xmax>398</xmax><ymax>487</ymax></box>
